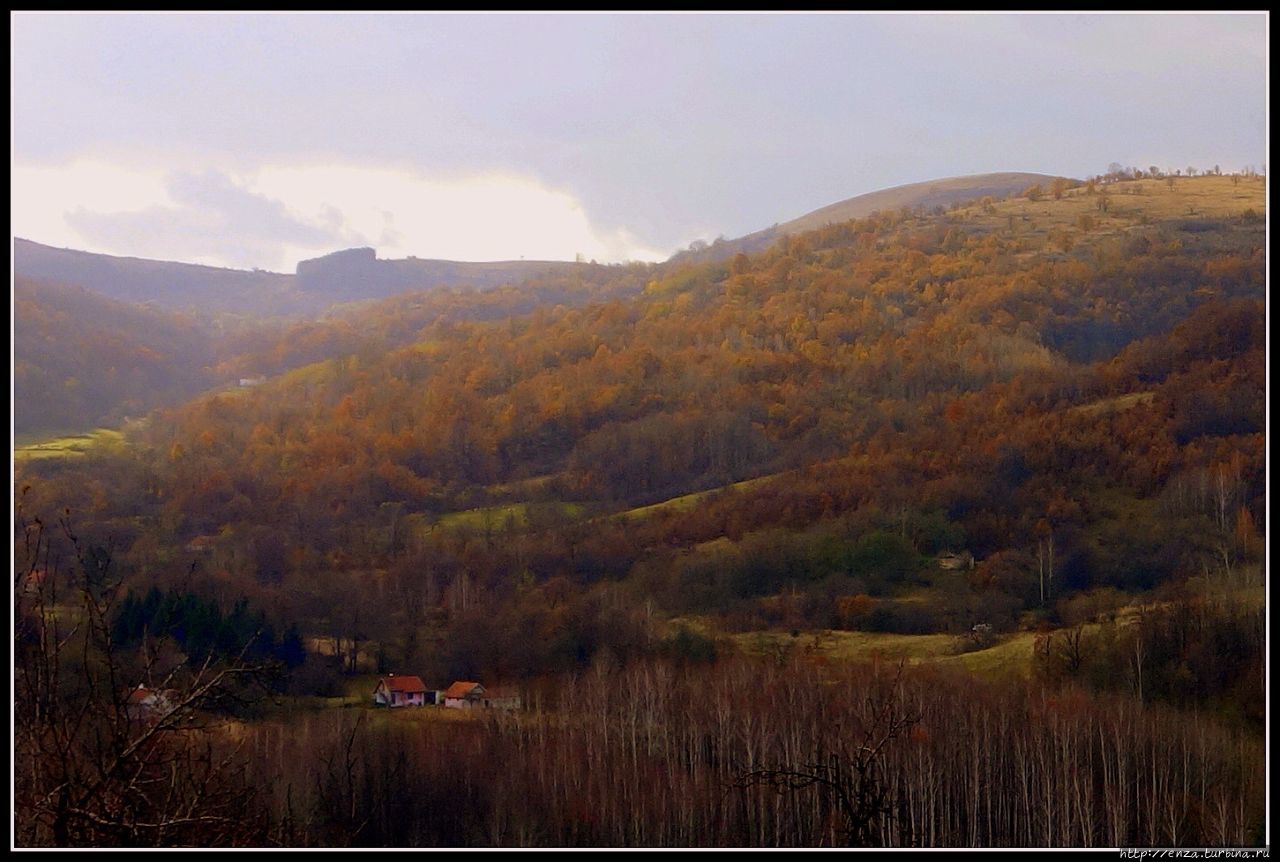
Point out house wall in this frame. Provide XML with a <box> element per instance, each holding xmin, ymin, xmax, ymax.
<box><xmin>373</xmin><ymin>681</ymin><xmax>427</xmax><ymax>707</ymax></box>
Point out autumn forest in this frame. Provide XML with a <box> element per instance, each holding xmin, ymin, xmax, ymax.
<box><xmin>13</xmin><ymin>170</ymin><xmax>1267</xmax><ymax>848</ymax></box>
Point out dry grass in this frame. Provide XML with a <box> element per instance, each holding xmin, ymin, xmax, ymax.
<box><xmin>14</xmin><ymin>428</ymin><xmax>125</xmax><ymax>462</ymax></box>
<box><xmin>1069</xmin><ymin>391</ymin><xmax>1156</xmax><ymax>417</ymax></box>
<box><xmin>949</xmin><ymin>174</ymin><xmax>1265</xmax><ymax>247</ymax></box>
<box><xmin>615</xmin><ymin>473</ymin><xmax>782</xmax><ymax>521</ymax></box>
<box><xmin>399</xmin><ymin>502</ymin><xmax>587</xmax><ymax>543</ymax></box>
<box><xmin>732</xmin><ymin>626</ymin><xmax>1041</xmax><ymax>681</ymax></box>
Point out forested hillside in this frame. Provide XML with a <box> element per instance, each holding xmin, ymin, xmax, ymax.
<box><xmin>13</xmin><ymin>261</ymin><xmax>655</xmax><ymax>435</ymax></box>
<box><xmin>16</xmin><ymin>174</ymin><xmax>1264</xmax><ymax>678</ymax></box>
<box><xmin>14</xmin><ymin>278</ymin><xmax>218</xmax><ymax>436</ymax></box>
<box><xmin>14</xmin><ymin>171</ymin><xmax>1267</xmax><ymax>849</ymax></box>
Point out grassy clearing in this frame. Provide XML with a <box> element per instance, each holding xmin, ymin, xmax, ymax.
<box><xmin>439</xmin><ymin>503</ymin><xmax>533</xmax><ymax>531</ymax></box>
<box><xmin>616</xmin><ymin>473</ymin><xmax>782</xmax><ymax>521</ymax></box>
<box><xmin>731</xmin><ymin>580</ymin><xmax>1265</xmax><ymax>681</ymax></box>
<box><xmin>1070</xmin><ymin>391</ymin><xmax>1155</xmax><ymax>417</ymax></box>
<box><xmin>937</xmin><ymin>631</ymin><xmax>1040</xmax><ymax>677</ymax></box>
<box><xmin>404</xmin><ymin>501</ymin><xmax>587</xmax><ymax>537</ymax></box>
<box><xmin>732</xmin><ymin>626</ymin><xmax>1041</xmax><ymax>680</ymax></box>
<box><xmin>14</xmin><ymin>428</ymin><xmax>125</xmax><ymax>461</ymax></box>
<box><xmin>438</xmin><ymin>501</ymin><xmax>586</xmax><ymax>531</ymax></box>
<box><xmin>951</xmin><ymin>174</ymin><xmax>1265</xmax><ymax>250</ymax></box>
<box><xmin>735</xmin><ymin>628</ymin><xmax>951</xmax><ymax>662</ymax></box>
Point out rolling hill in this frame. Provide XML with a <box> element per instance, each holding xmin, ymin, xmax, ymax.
<box><xmin>13</xmin><ymin>238</ymin><xmax>303</xmax><ymax>319</ymax></box>
<box><xmin>669</xmin><ymin>171</ymin><xmax>1065</xmax><ymax>264</ymax></box>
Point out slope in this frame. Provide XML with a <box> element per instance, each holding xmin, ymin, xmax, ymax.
<box><xmin>670</xmin><ymin>171</ymin><xmax>1064</xmax><ymax>264</ymax></box>
<box><xmin>13</xmin><ymin>278</ymin><xmax>219</xmax><ymax>436</ymax></box>
<box><xmin>14</xmin><ymin>172</ymin><xmax>1265</xmax><ymax>682</ymax></box>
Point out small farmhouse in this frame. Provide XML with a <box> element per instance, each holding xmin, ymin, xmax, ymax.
<box><xmin>442</xmin><ymin>680</ymin><xmax>486</xmax><ymax>709</ymax></box>
<box><xmin>124</xmin><ymin>684</ymin><xmax>174</xmax><ymax>722</ymax></box>
<box><xmin>374</xmin><ymin>674</ymin><xmax>429</xmax><ymax>708</ymax></box>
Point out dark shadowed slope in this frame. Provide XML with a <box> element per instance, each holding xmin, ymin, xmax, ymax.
<box><xmin>13</xmin><ymin>238</ymin><xmax>303</xmax><ymax>318</ymax></box>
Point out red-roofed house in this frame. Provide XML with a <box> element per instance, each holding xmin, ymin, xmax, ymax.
<box><xmin>442</xmin><ymin>681</ymin><xmax>485</xmax><ymax>709</ymax></box>
<box><xmin>124</xmin><ymin>684</ymin><xmax>174</xmax><ymax>722</ymax></box>
<box><xmin>374</xmin><ymin>674</ymin><xmax>429</xmax><ymax>708</ymax></box>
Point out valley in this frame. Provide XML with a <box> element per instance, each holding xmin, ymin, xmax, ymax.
<box><xmin>14</xmin><ymin>169</ymin><xmax>1267</xmax><ymax>848</ymax></box>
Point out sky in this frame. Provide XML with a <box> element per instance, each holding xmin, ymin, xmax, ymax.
<box><xmin>10</xmin><ymin>12</ymin><xmax>1269</xmax><ymax>272</ymax></box>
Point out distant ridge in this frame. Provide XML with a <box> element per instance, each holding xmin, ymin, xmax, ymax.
<box><xmin>12</xmin><ymin>238</ymin><xmax>585</xmax><ymax>317</ymax></box>
<box><xmin>14</xmin><ymin>172</ymin><xmax>1066</xmax><ymax>312</ymax></box>
<box><xmin>13</xmin><ymin>238</ymin><xmax>302</xmax><ymax>317</ymax></box>
<box><xmin>292</xmin><ymin>246</ymin><xmax>582</xmax><ymax>302</ymax></box>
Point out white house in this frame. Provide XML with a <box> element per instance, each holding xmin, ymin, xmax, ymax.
<box><xmin>373</xmin><ymin>674</ymin><xmax>429</xmax><ymax>708</ymax></box>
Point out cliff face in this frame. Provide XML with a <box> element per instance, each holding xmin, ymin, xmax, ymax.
<box><xmin>295</xmin><ymin>246</ymin><xmax>378</xmax><ymax>277</ymax></box>
<box><xmin>295</xmin><ymin>247</ymin><xmax>391</xmax><ymax>297</ymax></box>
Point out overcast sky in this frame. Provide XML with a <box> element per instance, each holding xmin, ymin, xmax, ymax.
<box><xmin>10</xmin><ymin>12</ymin><xmax>1268</xmax><ymax>271</ymax></box>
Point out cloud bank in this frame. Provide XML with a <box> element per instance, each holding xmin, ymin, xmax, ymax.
<box><xmin>14</xmin><ymin>160</ymin><xmax>669</xmax><ymax>270</ymax></box>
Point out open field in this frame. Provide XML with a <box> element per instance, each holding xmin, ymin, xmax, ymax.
<box><xmin>13</xmin><ymin>428</ymin><xmax>125</xmax><ymax>462</ymax></box>
<box><xmin>614</xmin><ymin>473</ymin><xmax>783</xmax><ymax>521</ymax></box>
<box><xmin>730</xmin><ymin>581</ymin><xmax>1264</xmax><ymax>680</ymax></box>
<box><xmin>732</xmin><ymin>627</ymin><xmax>1037</xmax><ymax>678</ymax></box>
<box><xmin>404</xmin><ymin>500</ymin><xmax>588</xmax><ymax>537</ymax></box>
<box><xmin>952</xmin><ymin>174</ymin><xmax>1265</xmax><ymax>249</ymax></box>
<box><xmin>1069</xmin><ymin>390</ymin><xmax>1155</xmax><ymax>417</ymax></box>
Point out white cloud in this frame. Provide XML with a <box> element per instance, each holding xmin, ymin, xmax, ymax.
<box><xmin>12</xmin><ymin>159</ymin><xmax>170</xmax><ymax>250</ymax></box>
<box><xmin>12</xmin><ymin>159</ymin><xmax>670</xmax><ymax>270</ymax></box>
<box><xmin>251</xmin><ymin>164</ymin><xmax>667</xmax><ymax>266</ymax></box>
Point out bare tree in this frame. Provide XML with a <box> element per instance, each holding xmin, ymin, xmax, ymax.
<box><xmin>14</xmin><ymin>506</ymin><xmax>271</xmax><ymax>847</ymax></box>
<box><xmin>734</xmin><ymin>663</ymin><xmax>919</xmax><ymax>846</ymax></box>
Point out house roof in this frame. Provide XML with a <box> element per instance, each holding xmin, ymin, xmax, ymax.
<box><xmin>124</xmin><ymin>685</ymin><xmax>174</xmax><ymax>707</ymax></box>
<box><xmin>380</xmin><ymin>674</ymin><xmax>428</xmax><ymax>694</ymax></box>
<box><xmin>443</xmin><ymin>681</ymin><xmax>484</xmax><ymax>699</ymax></box>
<box><xmin>125</xmin><ymin>686</ymin><xmax>156</xmax><ymax>705</ymax></box>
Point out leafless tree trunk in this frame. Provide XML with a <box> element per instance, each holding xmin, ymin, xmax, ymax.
<box><xmin>14</xmin><ymin>507</ymin><xmax>270</xmax><ymax>847</ymax></box>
